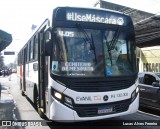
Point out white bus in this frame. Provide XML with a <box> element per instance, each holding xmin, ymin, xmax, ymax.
<box><xmin>17</xmin><ymin>7</ymin><xmax>139</xmax><ymax>122</ymax></box>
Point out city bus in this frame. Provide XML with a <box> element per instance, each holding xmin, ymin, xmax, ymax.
<box><xmin>17</xmin><ymin>7</ymin><xmax>139</xmax><ymax>122</ymax></box>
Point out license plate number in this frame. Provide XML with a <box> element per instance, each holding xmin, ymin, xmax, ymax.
<box><xmin>98</xmin><ymin>107</ymin><xmax>113</xmax><ymax>114</ymax></box>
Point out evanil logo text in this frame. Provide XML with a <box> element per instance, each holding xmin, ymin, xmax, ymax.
<box><xmin>66</xmin><ymin>12</ymin><xmax>124</xmax><ymax>25</ymax></box>
<box><xmin>76</xmin><ymin>96</ymin><xmax>92</xmax><ymax>101</ymax></box>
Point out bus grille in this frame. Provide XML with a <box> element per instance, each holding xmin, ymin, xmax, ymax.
<box><xmin>69</xmin><ymin>80</ymin><xmax>134</xmax><ymax>92</ymax></box>
<box><xmin>74</xmin><ymin>99</ymin><xmax>131</xmax><ymax>117</ymax></box>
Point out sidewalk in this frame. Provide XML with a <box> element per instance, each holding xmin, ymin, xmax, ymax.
<box><xmin>0</xmin><ymin>74</ymin><xmax>51</xmax><ymax>129</ymax></box>
<box><xmin>0</xmin><ymin>75</ymin><xmax>15</xmax><ymax>120</ymax></box>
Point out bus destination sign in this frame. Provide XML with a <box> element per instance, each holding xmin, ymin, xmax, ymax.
<box><xmin>66</xmin><ymin>10</ymin><xmax>125</xmax><ymax>25</ymax></box>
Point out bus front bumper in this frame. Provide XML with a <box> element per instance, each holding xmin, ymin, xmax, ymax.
<box><xmin>49</xmin><ymin>94</ymin><xmax>139</xmax><ymax>122</ymax></box>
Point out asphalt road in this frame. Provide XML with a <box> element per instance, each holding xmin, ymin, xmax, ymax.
<box><xmin>0</xmin><ymin>74</ymin><xmax>160</xmax><ymax>129</ymax></box>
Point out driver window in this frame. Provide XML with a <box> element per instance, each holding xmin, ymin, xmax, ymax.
<box><xmin>143</xmin><ymin>74</ymin><xmax>156</xmax><ymax>85</ymax></box>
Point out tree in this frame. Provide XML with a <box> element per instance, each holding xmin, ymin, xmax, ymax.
<box><xmin>0</xmin><ymin>53</ymin><xmax>5</xmax><ymax>70</ymax></box>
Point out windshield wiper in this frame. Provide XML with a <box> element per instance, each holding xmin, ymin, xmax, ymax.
<box><xmin>76</xmin><ymin>23</ymin><xmax>97</xmax><ymax>63</ymax></box>
<box><xmin>108</xmin><ymin>28</ymin><xmax>120</xmax><ymax>51</ymax></box>
<box><xmin>105</xmin><ymin>28</ymin><xmax>120</xmax><ymax>66</ymax></box>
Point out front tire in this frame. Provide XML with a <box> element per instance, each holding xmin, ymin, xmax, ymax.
<box><xmin>33</xmin><ymin>87</ymin><xmax>39</xmax><ymax>111</ymax></box>
<box><xmin>38</xmin><ymin>108</ymin><xmax>46</xmax><ymax>119</ymax></box>
<box><xmin>33</xmin><ymin>86</ymin><xmax>46</xmax><ymax>119</ymax></box>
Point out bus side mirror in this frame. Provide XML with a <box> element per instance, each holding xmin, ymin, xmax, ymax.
<box><xmin>45</xmin><ymin>28</ymin><xmax>52</xmax><ymax>56</ymax></box>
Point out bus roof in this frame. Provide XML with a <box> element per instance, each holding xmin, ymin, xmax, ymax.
<box><xmin>57</xmin><ymin>6</ymin><xmax>125</xmax><ymax>15</ymax></box>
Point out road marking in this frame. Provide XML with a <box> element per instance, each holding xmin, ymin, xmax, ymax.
<box><xmin>138</xmin><ymin>110</ymin><xmax>160</xmax><ymax>118</ymax></box>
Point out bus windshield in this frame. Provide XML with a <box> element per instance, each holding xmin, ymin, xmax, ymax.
<box><xmin>51</xmin><ymin>27</ymin><xmax>136</xmax><ymax>77</ymax></box>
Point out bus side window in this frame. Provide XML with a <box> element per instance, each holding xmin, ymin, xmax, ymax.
<box><xmin>24</xmin><ymin>46</ymin><xmax>27</xmax><ymax>63</ymax></box>
<box><xmin>26</xmin><ymin>44</ymin><xmax>29</xmax><ymax>62</ymax></box>
<box><xmin>29</xmin><ymin>40</ymin><xmax>34</xmax><ymax>60</ymax></box>
<box><xmin>33</xmin><ymin>35</ymin><xmax>38</xmax><ymax>60</ymax></box>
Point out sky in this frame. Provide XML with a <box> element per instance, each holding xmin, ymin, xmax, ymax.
<box><xmin>1</xmin><ymin>0</ymin><xmax>160</xmax><ymax>64</ymax></box>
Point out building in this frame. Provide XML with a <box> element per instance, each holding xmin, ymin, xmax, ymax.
<box><xmin>137</xmin><ymin>46</ymin><xmax>160</xmax><ymax>73</ymax></box>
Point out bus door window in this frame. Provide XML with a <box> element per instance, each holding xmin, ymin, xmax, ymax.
<box><xmin>33</xmin><ymin>35</ymin><xmax>38</xmax><ymax>60</ymax></box>
<box><xmin>52</xmin><ymin>33</ymin><xmax>66</xmax><ymax>73</ymax></box>
<box><xmin>56</xmin><ymin>34</ymin><xmax>67</xmax><ymax>62</ymax></box>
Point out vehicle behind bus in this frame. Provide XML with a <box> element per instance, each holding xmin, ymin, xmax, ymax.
<box><xmin>138</xmin><ymin>72</ymin><xmax>160</xmax><ymax>111</ymax></box>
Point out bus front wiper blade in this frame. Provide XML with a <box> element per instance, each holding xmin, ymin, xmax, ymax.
<box><xmin>76</xmin><ymin>23</ymin><xmax>97</xmax><ymax>63</ymax></box>
<box><xmin>108</xmin><ymin>28</ymin><xmax>120</xmax><ymax>51</ymax></box>
<box><xmin>90</xmin><ymin>32</ymin><xmax>97</xmax><ymax>63</ymax></box>
<box><xmin>104</xmin><ymin>28</ymin><xmax>120</xmax><ymax>66</ymax></box>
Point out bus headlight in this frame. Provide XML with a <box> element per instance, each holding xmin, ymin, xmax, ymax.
<box><xmin>131</xmin><ymin>86</ymin><xmax>139</xmax><ymax>102</ymax></box>
<box><xmin>65</xmin><ymin>97</ymin><xmax>72</xmax><ymax>105</ymax></box>
<box><xmin>51</xmin><ymin>87</ymin><xmax>74</xmax><ymax>108</ymax></box>
<box><xmin>64</xmin><ymin>96</ymin><xmax>73</xmax><ymax>108</ymax></box>
<box><xmin>51</xmin><ymin>88</ymin><xmax>63</xmax><ymax>100</ymax></box>
<box><xmin>54</xmin><ymin>91</ymin><xmax>62</xmax><ymax>100</ymax></box>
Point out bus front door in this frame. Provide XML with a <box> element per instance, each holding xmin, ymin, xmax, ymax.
<box><xmin>38</xmin><ymin>32</ymin><xmax>47</xmax><ymax>116</ymax></box>
<box><xmin>22</xmin><ymin>46</ymin><xmax>27</xmax><ymax>95</ymax></box>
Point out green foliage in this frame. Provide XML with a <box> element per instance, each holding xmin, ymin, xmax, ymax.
<box><xmin>0</xmin><ymin>53</ymin><xmax>4</xmax><ymax>69</ymax></box>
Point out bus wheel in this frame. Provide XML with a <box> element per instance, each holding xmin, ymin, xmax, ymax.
<box><xmin>38</xmin><ymin>108</ymin><xmax>46</xmax><ymax>119</ymax></box>
<box><xmin>33</xmin><ymin>88</ymin><xmax>39</xmax><ymax>111</ymax></box>
<box><xmin>34</xmin><ymin>87</ymin><xmax>46</xmax><ymax>119</ymax></box>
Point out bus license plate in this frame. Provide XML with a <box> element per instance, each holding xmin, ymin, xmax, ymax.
<box><xmin>98</xmin><ymin>107</ymin><xmax>113</xmax><ymax>114</ymax></box>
